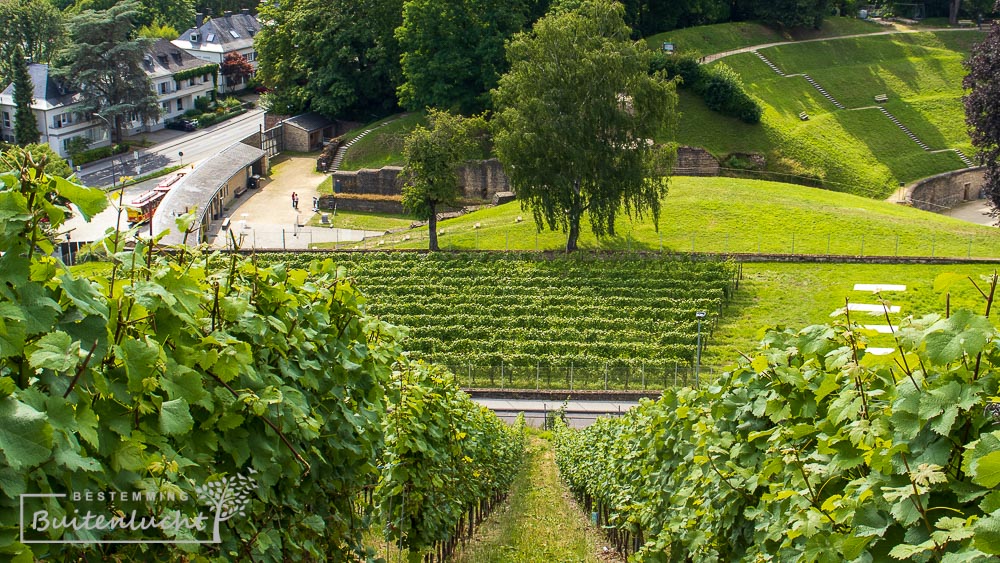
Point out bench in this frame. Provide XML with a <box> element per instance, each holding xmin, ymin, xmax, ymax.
<box><xmin>874</xmin><ymin>94</ymin><xmax>888</xmax><ymax>103</ymax></box>
<box><xmin>234</xmin><ymin>184</ymin><xmax>247</xmax><ymax>197</ymax></box>
<box><xmin>221</xmin><ymin>217</ymin><xmax>231</xmax><ymax>230</ymax></box>
<box><xmin>958</xmin><ymin>19</ymin><xmax>974</xmax><ymax>27</ymax></box>
<box><xmin>798</xmin><ymin>111</ymin><xmax>809</xmax><ymax>121</ymax></box>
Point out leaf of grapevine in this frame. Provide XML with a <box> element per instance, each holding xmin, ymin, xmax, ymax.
<box><xmin>28</xmin><ymin>331</ymin><xmax>79</xmax><ymax>372</ymax></box>
<box><xmin>0</xmin><ymin>396</ymin><xmax>53</xmax><ymax>470</ymax></box>
<box><xmin>160</xmin><ymin>398</ymin><xmax>194</xmax><ymax>435</ymax></box>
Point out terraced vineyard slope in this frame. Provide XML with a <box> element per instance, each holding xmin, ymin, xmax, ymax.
<box><xmin>262</xmin><ymin>253</ymin><xmax>738</xmax><ymax>388</ymax></box>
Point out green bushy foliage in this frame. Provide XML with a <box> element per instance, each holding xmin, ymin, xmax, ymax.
<box><xmin>377</xmin><ymin>360</ymin><xmax>525</xmax><ymax>556</ymax></box>
<box><xmin>556</xmin><ymin>281</ymin><xmax>1000</xmax><ymax>561</ymax></box>
<box><xmin>0</xmin><ymin>150</ymin><xmax>399</xmax><ymax>561</ymax></box>
<box><xmin>73</xmin><ymin>143</ymin><xmax>129</xmax><ymax>166</ymax></box>
<box><xmin>0</xmin><ymin>148</ymin><xmax>525</xmax><ymax>561</ymax></box>
<box><xmin>651</xmin><ymin>52</ymin><xmax>762</xmax><ymax>124</ymax></box>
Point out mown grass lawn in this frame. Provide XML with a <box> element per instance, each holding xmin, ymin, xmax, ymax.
<box><xmin>337</xmin><ymin>113</ymin><xmax>426</xmax><ymax>171</ymax></box>
<box><xmin>672</xmin><ymin>30</ymin><xmax>984</xmax><ymax>197</ymax></box>
<box><xmin>712</xmin><ymin>261</ymin><xmax>999</xmax><ymax>365</ymax></box>
<box><xmin>646</xmin><ymin>16</ymin><xmax>887</xmax><ymax>56</ymax></box>
<box><xmin>334</xmin><ymin>176</ymin><xmax>1000</xmax><ymax>258</ymax></box>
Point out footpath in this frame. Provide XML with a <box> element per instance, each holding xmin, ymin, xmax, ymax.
<box><xmin>450</xmin><ymin>435</ymin><xmax>620</xmax><ymax>563</ymax></box>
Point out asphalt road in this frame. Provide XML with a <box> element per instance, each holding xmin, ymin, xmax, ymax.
<box><xmin>77</xmin><ymin>109</ymin><xmax>266</xmax><ymax>188</ymax></box>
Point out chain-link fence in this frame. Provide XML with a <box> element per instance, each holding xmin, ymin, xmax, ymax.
<box><xmin>439</xmin><ymin>361</ymin><xmax>724</xmax><ymax>390</ymax></box>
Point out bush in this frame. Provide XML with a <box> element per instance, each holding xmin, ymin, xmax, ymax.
<box><xmin>699</xmin><ymin>63</ymin><xmax>762</xmax><ymax>124</ymax></box>
<box><xmin>194</xmin><ymin>95</ymin><xmax>212</xmax><ymax>113</ymax></box>
<box><xmin>196</xmin><ymin>108</ymin><xmax>246</xmax><ymax>128</ymax></box>
<box><xmin>650</xmin><ymin>53</ymin><xmax>762</xmax><ymax>124</ymax></box>
<box><xmin>73</xmin><ymin>143</ymin><xmax>129</xmax><ymax>166</ymax></box>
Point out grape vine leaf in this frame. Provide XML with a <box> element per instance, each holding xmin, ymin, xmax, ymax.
<box><xmin>971</xmin><ymin>451</ymin><xmax>1000</xmax><ymax>488</ymax></box>
<box><xmin>923</xmin><ymin>310</ymin><xmax>991</xmax><ymax>365</ymax></box>
<box><xmin>0</xmin><ymin>396</ymin><xmax>53</xmax><ymax>470</ymax></box>
<box><xmin>160</xmin><ymin>398</ymin><xmax>194</xmax><ymax>436</ymax></box>
<box><xmin>51</xmin><ymin>176</ymin><xmax>107</xmax><ymax>221</ymax></box>
<box><xmin>28</xmin><ymin>331</ymin><xmax>79</xmax><ymax>372</ymax></box>
<box><xmin>974</xmin><ymin>512</ymin><xmax>1000</xmax><ymax>555</ymax></box>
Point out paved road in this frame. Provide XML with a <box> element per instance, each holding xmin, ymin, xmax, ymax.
<box><xmin>77</xmin><ymin>109</ymin><xmax>266</xmax><ymax>188</ymax></box>
<box><xmin>475</xmin><ymin>398</ymin><xmax>641</xmax><ymax>428</ymax></box>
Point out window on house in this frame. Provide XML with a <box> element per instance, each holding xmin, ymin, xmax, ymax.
<box><xmin>177</xmin><ymin>99</ymin><xmax>183</xmax><ymax>111</ymax></box>
<box><xmin>206</xmin><ymin>33</ymin><xmax>216</xmax><ymax>42</ymax></box>
<box><xmin>158</xmin><ymin>82</ymin><xmax>169</xmax><ymax>94</ymax></box>
<box><xmin>162</xmin><ymin>101</ymin><xmax>170</xmax><ymax>112</ymax></box>
<box><xmin>188</xmin><ymin>78</ymin><xmax>195</xmax><ymax>87</ymax></box>
<box><xmin>2</xmin><ymin>111</ymin><xmax>10</xmax><ymax>129</ymax></box>
<box><xmin>245</xmin><ymin>51</ymin><xmax>256</xmax><ymax>62</ymax></box>
<box><xmin>229</xmin><ymin>30</ymin><xmax>240</xmax><ymax>38</ymax></box>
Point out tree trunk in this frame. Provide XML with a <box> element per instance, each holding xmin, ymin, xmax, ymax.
<box><xmin>428</xmin><ymin>202</ymin><xmax>439</xmax><ymax>251</ymax></box>
<box><xmin>950</xmin><ymin>0</ymin><xmax>961</xmax><ymax>25</ymax></box>
<box><xmin>566</xmin><ymin>210</ymin><xmax>580</xmax><ymax>252</ymax></box>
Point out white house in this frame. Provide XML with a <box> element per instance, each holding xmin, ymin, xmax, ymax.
<box><xmin>0</xmin><ymin>64</ymin><xmax>108</xmax><ymax>159</ymax></box>
<box><xmin>133</xmin><ymin>38</ymin><xmax>217</xmax><ymax>134</ymax></box>
<box><xmin>0</xmin><ymin>41</ymin><xmax>219</xmax><ymax>159</ymax></box>
<box><xmin>172</xmin><ymin>9</ymin><xmax>259</xmax><ymax>94</ymax></box>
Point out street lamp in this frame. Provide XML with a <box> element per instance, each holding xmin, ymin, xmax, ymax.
<box><xmin>178</xmin><ymin>151</ymin><xmax>184</xmax><ymax>166</ymax></box>
<box><xmin>695</xmin><ymin>310</ymin><xmax>707</xmax><ymax>387</ymax></box>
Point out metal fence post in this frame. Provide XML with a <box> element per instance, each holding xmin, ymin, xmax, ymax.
<box><xmin>604</xmin><ymin>363</ymin><xmax>608</xmax><ymax>390</ymax></box>
<box><xmin>641</xmin><ymin>361</ymin><xmax>646</xmax><ymax>390</ymax></box>
<box><xmin>570</xmin><ymin>362</ymin><xmax>574</xmax><ymax>391</ymax></box>
<box><xmin>536</xmin><ymin>361</ymin><xmax>540</xmax><ymax>390</ymax></box>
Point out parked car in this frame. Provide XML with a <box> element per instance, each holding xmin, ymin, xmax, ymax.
<box><xmin>165</xmin><ymin>119</ymin><xmax>197</xmax><ymax>132</ymax></box>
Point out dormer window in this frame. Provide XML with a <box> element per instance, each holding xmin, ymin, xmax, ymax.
<box><xmin>158</xmin><ymin>55</ymin><xmax>168</xmax><ymax>66</ymax></box>
<box><xmin>191</xmin><ymin>32</ymin><xmax>200</xmax><ymax>42</ymax></box>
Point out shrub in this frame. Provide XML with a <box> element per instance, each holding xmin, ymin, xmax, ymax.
<box><xmin>699</xmin><ymin>63</ymin><xmax>762</xmax><ymax>124</ymax></box>
<box><xmin>194</xmin><ymin>95</ymin><xmax>212</xmax><ymax>113</ymax></box>
<box><xmin>73</xmin><ymin>143</ymin><xmax>129</xmax><ymax>166</ymax></box>
<box><xmin>650</xmin><ymin>54</ymin><xmax>762</xmax><ymax>124</ymax></box>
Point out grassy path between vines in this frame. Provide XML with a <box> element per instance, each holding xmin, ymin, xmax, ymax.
<box><xmin>452</xmin><ymin>433</ymin><xmax>620</xmax><ymax>563</ymax></box>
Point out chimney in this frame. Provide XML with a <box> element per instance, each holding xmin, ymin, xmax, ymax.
<box><xmin>241</xmin><ymin>8</ymin><xmax>249</xmax><ymax>16</ymax></box>
<box><xmin>224</xmin><ymin>10</ymin><xmax>232</xmax><ymax>18</ymax></box>
<box><xmin>195</xmin><ymin>12</ymin><xmax>203</xmax><ymax>27</ymax></box>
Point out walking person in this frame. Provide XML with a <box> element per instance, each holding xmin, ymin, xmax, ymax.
<box><xmin>292</xmin><ymin>192</ymin><xmax>298</xmax><ymax>209</ymax></box>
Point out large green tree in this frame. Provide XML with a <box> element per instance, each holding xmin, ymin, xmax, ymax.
<box><xmin>751</xmin><ymin>0</ymin><xmax>829</xmax><ymax>29</ymax></box>
<box><xmin>964</xmin><ymin>2</ymin><xmax>1000</xmax><ymax>218</ymax></box>
<box><xmin>54</xmin><ymin>0</ymin><xmax>159</xmax><ymax>144</ymax></box>
<box><xmin>255</xmin><ymin>0</ymin><xmax>403</xmax><ymax>119</ymax></box>
<box><xmin>11</xmin><ymin>44</ymin><xmax>40</xmax><ymax>146</ymax></box>
<box><xmin>401</xmin><ymin>110</ymin><xmax>488</xmax><ymax>251</ymax></box>
<box><xmin>492</xmin><ymin>0</ymin><xmax>678</xmax><ymax>252</ymax></box>
<box><xmin>395</xmin><ymin>0</ymin><xmax>528</xmax><ymax>114</ymax></box>
<box><xmin>0</xmin><ymin>0</ymin><xmax>64</xmax><ymax>77</ymax></box>
<box><xmin>63</xmin><ymin>0</ymin><xmax>194</xmax><ymax>30</ymax></box>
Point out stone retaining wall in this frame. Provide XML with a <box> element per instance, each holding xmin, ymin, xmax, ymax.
<box><xmin>316</xmin><ymin>194</ymin><xmax>405</xmax><ymax>214</ymax></box>
<box><xmin>332</xmin><ymin>159</ymin><xmax>511</xmax><ymax>201</ymax></box>
<box><xmin>904</xmin><ymin>167</ymin><xmax>986</xmax><ymax>211</ymax></box>
<box><xmin>674</xmin><ymin>146</ymin><xmax>721</xmax><ymax>176</ymax></box>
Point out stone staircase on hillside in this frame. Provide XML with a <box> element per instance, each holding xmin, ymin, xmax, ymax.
<box><xmin>753</xmin><ymin>50</ymin><xmax>786</xmax><ymax>76</ymax></box>
<box><xmin>752</xmin><ymin>51</ymin><xmax>844</xmax><ymax>109</ymax></box>
<box><xmin>952</xmin><ymin>148</ymin><xmax>975</xmax><ymax>167</ymax></box>
<box><xmin>328</xmin><ymin>116</ymin><xmax>404</xmax><ymax>173</ymax></box>
<box><xmin>876</xmin><ymin>107</ymin><xmax>929</xmax><ymax>150</ymax></box>
<box><xmin>801</xmin><ymin>74</ymin><xmax>845</xmax><ymax>109</ymax></box>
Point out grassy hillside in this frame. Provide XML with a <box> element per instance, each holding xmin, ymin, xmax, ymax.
<box><xmin>673</xmin><ymin>30</ymin><xmax>985</xmax><ymax>197</ymax></box>
<box><xmin>329</xmin><ymin>176</ymin><xmax>1000</xmax><ymax>258</ymax></box>
<box><xmin>645</xmin><ymin>17</ymin><xmax>887</xmax><ymax>56</ymax></box>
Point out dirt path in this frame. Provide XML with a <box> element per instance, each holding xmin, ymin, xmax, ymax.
<box><xmin>452</xmin><ymin>435</ymin><xmax>621</xmax><ymax>563</ymax></box>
